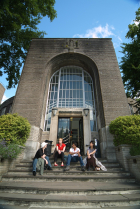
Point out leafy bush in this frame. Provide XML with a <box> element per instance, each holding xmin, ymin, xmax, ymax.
<box><xmin>109</xmin><ymin>115</ymin><xmax>140</xmax><ymax>146</ymax></box>
<box><xmin>0</xmin><ymin>140</ymin><xmax>21</xmax><ymax>159</ymax></box>
<box><xmin>130</xmin><ymin>145</ymin><xmax>140</xmax><ymax>156</ymax></box>
<box><xmin>0</xmin><ymin>113</ymin><xmax>31</xmax><ymax>146</ymax></box>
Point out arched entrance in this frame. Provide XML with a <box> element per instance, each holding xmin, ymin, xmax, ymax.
<box><xmin>44</xmin><ymin>66</ymin><xmax>97</xmax><ymax>154</ymax></box>
<box><xmin>44</xmin><ymin>66</ymin><xmax>97</xmax><ymax>132</ymax></box>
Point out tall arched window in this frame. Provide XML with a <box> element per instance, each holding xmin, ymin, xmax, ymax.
<box><xmin>44</xmin><ymin>66</ymin><xmax>96</xmax><ymax>131</ymax></box>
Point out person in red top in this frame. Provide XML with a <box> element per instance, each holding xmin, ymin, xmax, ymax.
<box><xmin>54</xmin><ymin>138</ymin><xmax>66</xmax><ymax>167</ymax></box>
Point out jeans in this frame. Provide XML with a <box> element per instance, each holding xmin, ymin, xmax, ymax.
<box><xmin>33</xmin><ymin>156</ymin><xmax>52</xmax><ymax>171</ymax></box>
<box><xmin>66</xmin><ymin>154</ymin><xmax>84</xmax><ymax>166</ymax></box>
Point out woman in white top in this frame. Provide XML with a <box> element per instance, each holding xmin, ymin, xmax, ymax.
<box><xmin>86</xmin><ymin>140</ymin><xmax>97</xmax><ymax>171</ymax></box>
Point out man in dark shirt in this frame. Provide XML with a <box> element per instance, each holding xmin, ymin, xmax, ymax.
<box><xmin>33</xmin><ymin>142</ymin><xmax>52</xmax><ymax>176</ymax></box>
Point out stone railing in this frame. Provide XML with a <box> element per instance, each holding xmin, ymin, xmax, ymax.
<box><xmin>0</xmin><ymin>146</ymin><xmax>25</xmax><ymax>180</ymax></box>
<box><xmin>127</xmin><ymin>155</ymin><xmax>140</xmax><ymax>182</ymax></box>
<box><xmin>115</xmin><ymin>144</ymin><xmax>132</xmax><ymax>171</ymax></box>
<box><xmin>115</xmin><ymin>144</ymin><xmax>140</xmax><ymax>182</ymax></box>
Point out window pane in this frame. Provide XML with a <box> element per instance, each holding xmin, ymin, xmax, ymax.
<box><xmin>80</xmin><ymin>90</ymin><xmax>83</xmax><ymax>98</ymax></box>
<box><xmin>63</xmin><ymin>81</ymin><xmax>66</xmax><ymax>89</ymax></box>
<box><xmin>54</xmin><ymin>92</ymin><xmax>57</xmax><ymax>100</ymax></box>
<box><xmin>73</xmin><ymin>90</ymin><xmax>76</xmax><ymax>98</ymax></box>
<box><xmin>60</xmin><ymin>82</ymin><xmax>63</xmax><ymax>89</ymax></box>
<box><xmin>59</xmin><ymin>90</ymin><xmax>62</xmax><ymax>98</ymax></box>
<box><xmin>66</xmin><ymin>81</ymin><xmax>69</xmax><ymax>89</ymax></box>
<box><xmin>66</xmin><ymin>90</ymin><xmax>69</xmax><ymax>98</ymax></box>
<box><xmin>70</xmin><ymin>81</ymin><xmax>72</xmax><ymax>89</ymax></box>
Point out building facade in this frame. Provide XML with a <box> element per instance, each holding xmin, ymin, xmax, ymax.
<box><xmin>10</xmin><ymin>38</ymin><xmax>130</xmax><ymax>161</ymax></box>
<box><xmin>0</xmin><ymin>83</ymin><xmax>5</xmax><ymax>104</ymax></box>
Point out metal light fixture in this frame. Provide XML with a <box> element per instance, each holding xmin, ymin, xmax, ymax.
<box><xmin>70</xmin><ymin>117</ymin><xmax>73</xmax><ymax>121</ymax></box>
<box><xmin>83</xmin><ymin>108</ymin><xmax>89</xmax><ymax>116</ymax></box>
<box><xmin>52</xmin><ymin>108</ymin><xmax>58</xmax><ymax>116</ymax></box>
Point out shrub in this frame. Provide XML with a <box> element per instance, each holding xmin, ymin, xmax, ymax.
<box><xmin>130</xmin><ymin>145</ymin><xmax>140</xmax><ymax>156</ymax></box>
<box><xmin>0</xmin><ymin>140</ymin><xmax>21</xmax><ymax>159</ymax></box>
<box><xmin>0</xmin><ymin>113</ymin><xmax>31</xmax><ymax>146</ymax></box>
<box><xmin>109</xmin><ymin>115</ymin><xmax>140</xmax><ymax>146</ymax></box>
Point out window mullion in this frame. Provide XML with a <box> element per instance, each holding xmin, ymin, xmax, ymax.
<box><xmin>57</xmin><ymin>69</ymin><xmax>61</xmax><ymax>107</ymax></box>
<box><xmin>82</xmin><ymin>70</ymin><xmax>85</xmax><ymax>108</ymax></box>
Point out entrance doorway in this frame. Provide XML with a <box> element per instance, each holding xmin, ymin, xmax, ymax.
<box><xmin>57</xmin><ymin>117</ymin><xmax>84</xmax><ymax>155</ymax></box>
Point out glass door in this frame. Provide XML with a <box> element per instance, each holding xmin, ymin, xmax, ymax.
<box><xmin>57</xmin><ymin>118</ymin><xmax>70</xmax><ymax>150</ymax></box>
<box><xmin>57</xmin><ymin>117</ymin><xmax>84</xmax><ymax>154</ymax></box>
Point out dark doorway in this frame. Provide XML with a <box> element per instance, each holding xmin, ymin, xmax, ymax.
<box><xmin>57</xmin><ymin>117</ymin><xmax>84</xmax><ymax>154</ymax></box>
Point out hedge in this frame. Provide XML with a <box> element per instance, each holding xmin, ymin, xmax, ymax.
<box><xmin>109</xmin><ymin>115</ymin><xmax>140</xmax><ymax>146</ymax></box>
<box><xmin>0</xmin><ymin>113</ymin><xmax>31</xmax><ymax>146</ymax></box>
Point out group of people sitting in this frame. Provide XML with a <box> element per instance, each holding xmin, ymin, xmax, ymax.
<box><xmin>32</xmin><ymin>138</ymin><xmax>106</xmax><ymax>176</ymax></box>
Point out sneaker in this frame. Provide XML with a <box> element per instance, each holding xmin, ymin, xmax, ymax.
<box><xmin>33</xmin><ymin>171</ymin><xmax>36</xmax><ymax>176</ymax></box>
<box><xmin>64</xmin><ymin>166</ymin><xmax>70</xmax><ymax>171</ymax></box>
<box><xmin>92</xmin><ymin>166</ymin><xmax>95</xmax><ymax>171</ymax></box>
<box><xmin>81</xmin><ymin>166</ymin><xmax>85</xmax><ymax>171</ymax></box>
<box><xmin>87</xmin><ymin>167</ymin><xmax>90</xmax><ymax>171</ymax></box>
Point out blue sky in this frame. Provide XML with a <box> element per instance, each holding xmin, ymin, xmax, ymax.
<box><xmin>1</xmin><ymin>0</ymin><xmax>140</xmax><ymax>103</ymax></box>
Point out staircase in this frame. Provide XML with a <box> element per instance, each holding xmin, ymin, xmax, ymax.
<box><xmin>0</xmin><ymin>158</ymin><xmax>140</xmax><ymax>209</ymax></box>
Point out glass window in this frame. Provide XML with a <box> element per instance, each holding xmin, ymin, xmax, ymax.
<box><xmin>0</xmin><ymin>107</ymin><xmax>6</xmax><ymax>116</ymax></box>
<box><xmin>44</xmin><ymin>66</ymin><xmax>96</xmax><ymax>131</ymax></box>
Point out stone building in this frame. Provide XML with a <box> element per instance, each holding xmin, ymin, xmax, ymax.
<box><xmin>0</xmin><ymin>83</ymin><xmax>5</xmax><ymax>104</ymax></box>
<box><xmin>2</xmin><ymin>38</ymin><xmax>130</xmax><ymax>161</ymax></box>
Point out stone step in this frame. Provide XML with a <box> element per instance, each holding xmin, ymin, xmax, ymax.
<box><xmin>0</xmin><ymin>204</ymin><xmax>140</xmax><ymax>209</ymax></box>
<box><xmin>0</xmin><ymin>192</ymin><xmax>140</xmax><ymax>208</ymax></box>
<box><xmin>19</xmin><ymin>161</ymin><xmax>119</xmax><ymax>166</ymax></box>
<box><xmin>16</xmin><ymin>163</ymin><xmax>121</xmax><ymax>168</ymax></box>
<box><xmin>12</xmin><ymin>166</ymin><xmax>124</xmax><ymax>171</ymax></box>
<box><xmin>2</xmin><ymin>174</ymin><xmax>135</xmax><ymax>183</ymax></box>
<box><xmin>0</xmin><ymin>181</ymin><xmax>140</xmax><ymax>195</ymax></box>
<box><xmin>7</xmin><ymin>170</ymin><xmax>130</xmax><ymax>177</ymax></box>
<box><xmin>20</xmin><ymin>158</ymin><xmax>109</xmax><ymax>164</ymax></box>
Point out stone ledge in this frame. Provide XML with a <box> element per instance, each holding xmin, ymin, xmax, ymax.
<box><xmin>127</xmin><ymin>155</ymin><xmax>140</xmax><ymax>160</ymax></box>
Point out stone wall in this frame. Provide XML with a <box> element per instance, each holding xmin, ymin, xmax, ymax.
<box><xmin>0</xmin><ymin>147</ymin><xmax>25</xmax><ymax>180</ymax></box>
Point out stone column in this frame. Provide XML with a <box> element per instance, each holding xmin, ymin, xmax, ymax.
<box><xmin>83</xmin><ymin>111</ymin><xmax>91</xmax><ymax>155</ymax></box>
<box><xmin>23</xmin><ymin>126</ymin><xmax>40</xmax><ymax>160</ymax></box>
<box><xmin>49</xmin><ymin>112</ymin><xmax>58</xmax><ymax>151</ymax></box>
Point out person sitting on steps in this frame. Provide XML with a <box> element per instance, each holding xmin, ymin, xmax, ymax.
<box><xmin>32</xmin><ymin>142</ymin><xmax>52</xmax><ymax>176</ymax></box>
<box><xmin>64</xmin><ymin>141</ymin><xmax>85</xmax><ymax>172</ymax></box>
<box><xmin>54</xmin><ymin>138</ymin><xmax>66</xmax><ymax>167</ymax></box>
<box><xmin>86</xmin><ymin>140</ymin><xmax>97</xmax><ymax>171</ymax></box>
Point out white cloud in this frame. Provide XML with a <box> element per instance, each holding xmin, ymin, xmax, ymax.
<box><xmin>1</xmin><ymin>94</ymin><xmax>9</xmax><ymax>104</ymax></box>
<box><xmin>73</xmin><ymin>24</ymin><xmax>115</xmax><ymax>38</ymax></box>
<box><xmin>73</xmin><ymin>24</ymin><xmax>123</xmax><ymax>49</ymax></box>
<box><xmin>118</xmin><ymin>36</ymin><xmax>122</xmax><ymax>42</ymax></box>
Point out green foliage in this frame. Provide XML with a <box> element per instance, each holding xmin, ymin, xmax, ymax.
<box><xmin>109</xmin><ymin>115</ymin><xmax>140</xmax><ymax>146</ymax></box>
<box><xmin>130</xmin><ymin>145</ymin><xmax>140</xmax><ymax>156</ymax></box>
<box><xmin>0</xmin><ymin>140</ymin><xmax>21</xmax><ymax>159</ymax></box>
<box><xmin>0</xmin><ymin>0</ymin><xmax>57</xmax><ymax>88</ymax></box>
<box><xmin>0</xmin><ymin>113</ymin><xmax>31</xmax><ymax>146</ymax></box>
<box><xmin>120</xmin><ymin>7</ymin><xmax>140</xmax><ymax>98</ymax></box>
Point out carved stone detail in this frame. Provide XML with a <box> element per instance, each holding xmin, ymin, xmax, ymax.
<box><xmin>65</xmin><ymin>39</ymin><xmax>79</xmax><ymax>52</ymax></box>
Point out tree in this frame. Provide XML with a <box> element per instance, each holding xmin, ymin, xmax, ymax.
<box><xmin>120</xmin><ymin>7</ymin><xmax>140</xmax><ymax>98</ymax></box>
<box><xmin>0</xmin><ymin>0</ymin><xmax>57</xmax><ymax>88</ymax></box>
